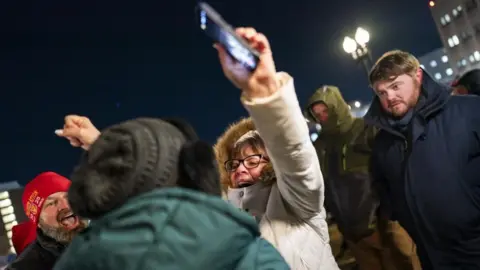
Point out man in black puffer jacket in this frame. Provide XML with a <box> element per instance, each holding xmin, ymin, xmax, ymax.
<box><xmin>366</xmin><ymin>50</ymin><xmax>480</xmax><ymax>269</ymax></box>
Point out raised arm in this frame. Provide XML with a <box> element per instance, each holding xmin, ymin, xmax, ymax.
<box><xmin>242</xmin><ymin>73</ymin><xmax>323</xmax><ymax>217</ymax></box>
<box><xmin>215</xmin><ymin>27</ymin><xmax>323</xmax><ymax>217</ymax></box>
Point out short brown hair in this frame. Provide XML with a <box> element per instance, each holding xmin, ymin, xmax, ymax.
<box><xmin>230</xmin><ymin>131</ymin><xmax>266</xmax><ymax>159</ymax></box>
<box><xmin>369</xmin><ymin>50</ymin><xmax>420</xmax><ymax>87</ymax></box>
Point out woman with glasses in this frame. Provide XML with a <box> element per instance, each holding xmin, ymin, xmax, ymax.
<box><xmin>214</xmin><ymin>27</ymin><xmax>338</xmax><ymax>269</ymax></box>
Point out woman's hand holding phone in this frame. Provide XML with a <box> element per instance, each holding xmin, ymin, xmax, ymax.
<box><xmin>215</xmin><ymin>27</ymin><xmax>280</xmax><ymax>99</ymax></box>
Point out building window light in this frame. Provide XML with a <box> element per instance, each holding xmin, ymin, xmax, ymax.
<box><xmin>0</xmin><ymin>206</ymin><xmax>13</xmax><ymax>216</ymax></box>
<box><xmin>452</xmin><ymin>35</ymin><xmax>460</xmax><ymax>45</ymax></box>
<box><xmin>2</xmin><ymin>214</ymin><xmax>16</xmax><ymax>224</ymax></box>
<box><xmin>441</xmin><ymin>55</ymin><xmax>448</xmax><ymax>62</ymax></box>
<box><xmin>474</xmin><ymin>51</ymin><xmax>480</xmax><ymax>61</ymax></box>
<box><xmin>446</xmin><ymin>68</ymin><xmax>453</xmax><ymax>76</ymax></box>
<box><xmin>435</xmin><ymin>73</ymin><xmax>442</xmax><ymax>80</ymax></box>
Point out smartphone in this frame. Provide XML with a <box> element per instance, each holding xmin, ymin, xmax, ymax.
<box><xmin>306</xmin><ymin>118</ymin><xmax>322</xmax><ymax>143</ymax></box>
<box><xmin>198</xmin><ymin>2</ymin><xmax>260</xmax><ymax>72</ymax></box>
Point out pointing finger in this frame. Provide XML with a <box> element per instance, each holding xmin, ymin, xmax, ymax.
<box><xmin>55</xmin><ymin>129</ymin><xmax>64</xmax><ymax>137</ymax></box>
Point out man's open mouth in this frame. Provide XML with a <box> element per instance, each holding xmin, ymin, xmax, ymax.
<box><xmin>59</xmin><ymin>213</ymin><xmax>78</xmax><ymax>228</ymax></box>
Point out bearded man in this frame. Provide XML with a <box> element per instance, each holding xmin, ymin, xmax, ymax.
<box><xmin>7</xmin><ymin>172</ymin><xmax>88</xmax><ymax>270</ymax></box>
<box><xmin>366</xmin><ymin>50</ymin><xmax>480</xmax><ymax>269</ymax></box>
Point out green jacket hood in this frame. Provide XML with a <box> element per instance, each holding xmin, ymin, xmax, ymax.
<box><xmin>54</xmin><ymin>188</ymin><xmax>288</xmax><ymax>270</ymax></box>
<box><xmin>306</xmin><ymin>85</ymin><xmax>354</xmax><ymax>135</ymax></box>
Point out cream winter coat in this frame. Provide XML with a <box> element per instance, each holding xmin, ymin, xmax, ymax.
<box><xmin>215</xmin><ymin>73</ymin><xmax>339</xmax><ymax>269</ymax></box>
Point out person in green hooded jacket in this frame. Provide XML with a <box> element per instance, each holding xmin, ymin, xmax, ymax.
<box><xmin>53</xmin><ymin>116</ymin><xmax>289</xmax><ymax>270</ymax></box>
<box><xmin>305</xmin><ymin>86</ymin><xmax>420</xmax><ymax>270</ymax></box>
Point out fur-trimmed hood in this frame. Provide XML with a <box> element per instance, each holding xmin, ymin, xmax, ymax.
<box><xmin>214</xmin><ymin>118</ymin><xmax>256</xmax><ymax>193</ymax></box>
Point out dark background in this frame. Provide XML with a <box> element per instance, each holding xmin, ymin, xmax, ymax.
<box><xmin>1</xmin><ymin>0</ymin><xmax>441</xmax><ymax>185</ymax></box>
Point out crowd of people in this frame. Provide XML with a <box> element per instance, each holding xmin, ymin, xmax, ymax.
<box><xmin>4</xmin><ymin>27</ymin><xmax>480</xmax><ymax>270</ymax></box>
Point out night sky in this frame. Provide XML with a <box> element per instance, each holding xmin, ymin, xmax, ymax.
<box><xmin>2</xmin><ymin>0</ymin><xmax>441</xmax><ymax>184</ymax></box>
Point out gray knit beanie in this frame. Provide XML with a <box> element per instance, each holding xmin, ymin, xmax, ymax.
<box><xmin>68</xmin><ymin>118</ymin><xmax>220</xmax><ymax>219</ymax></box>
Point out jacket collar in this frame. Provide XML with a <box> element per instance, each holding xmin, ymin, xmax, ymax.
<box><xmin>364</xmin><ymin>69</ymin><xmax>451</xmax><ymax>138</ymax></box>
<box><xmin>226</xmin><ymin>181</ymin><xmax>272</xmax><ymax>218</ymax></box>
<box><xmin>36</xmin><ymin>227</ymin><xmax>67</xmax><ymax>257</ymax></box>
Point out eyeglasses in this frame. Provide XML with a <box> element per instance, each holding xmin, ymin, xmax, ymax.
<box><xmin>224</xmin><ymin>154</ymin><xmax>267</xmax><ymax>172</ymax></box>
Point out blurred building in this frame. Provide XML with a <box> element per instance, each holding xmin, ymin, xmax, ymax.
<box><xmin>429</xmin><ymin>0</ymin><xmax>480</xmax><ymax>76</ymax></box>
<box><xmin>418</xmin><ymin>47</ymin><xmax>455</xmax><ymax>85</ymax></box>
<box><xmin>0</xmin><ymin>182</ymin><xmax>26</xmax><ymax>256</ymax></box>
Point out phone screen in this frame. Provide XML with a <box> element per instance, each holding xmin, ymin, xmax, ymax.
<box><xmin>198</xmin><ymin>3</ymin><xmax>259</xmax><ymax>71</ymax></box>
<box><xmin>306</xmin><ymin>118</ymin><xmax>322</xmax><ymax>142</ymax></box>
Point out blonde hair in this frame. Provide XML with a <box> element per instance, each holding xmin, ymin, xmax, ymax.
<box><xmin>369</xmin><ymin>50</ymin><xmax>420</xmax><ymax>87</ymax></box>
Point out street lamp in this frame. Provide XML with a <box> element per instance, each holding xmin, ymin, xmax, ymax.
<box><xmin>347</xmin><ymin>100</ymin><xmax>362</xmax><ymax>110</ymax></box>
<box><xmin>348</xmin><ymin>100</ymin><xmax>370</xmax><ymax>117</ymax></box>
<box><xmin>342</xmin><ymin>27</ymin><xmax>373</xmax><ymax>76</ymax></box>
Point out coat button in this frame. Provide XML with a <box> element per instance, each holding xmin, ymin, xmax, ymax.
<box><xmin>239</xmin><ymin>191</ymin><xmax>244</xmax><ymax>197</ymax></box>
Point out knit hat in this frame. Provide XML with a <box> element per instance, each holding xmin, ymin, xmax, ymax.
<box><xmin>22</xmin><ymin>172</ymin><xmax>71</xmax><ymax>224</ymax></box>
<box><xmin>68</xmin><ymin>117</ymin><xmax>220</xmax><ymax>219</ymax></box>
<box><xmin>11</xmin><ymin>221</ymin><xmax>37</xmax><ymax>255</ymax></box>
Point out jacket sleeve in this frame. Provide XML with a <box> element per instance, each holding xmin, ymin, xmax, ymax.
<box><xmin>351</xmin><ymin>124</ymin><xmax>377</xmax><ymax>154</ymax></box>
<box><xmin>6</xmin><ymin>243</ymin><xmax>42</xmax><ymax>270</ymax></box>
<box><xmin>241</xmin><ymin>72</ymin><xmax>324</xmax><ymax>218</ymax></box>
<box><xmin>369</xmin><ymin>142</ymin><xmax>394</xmax><ymax>221</ymax></box>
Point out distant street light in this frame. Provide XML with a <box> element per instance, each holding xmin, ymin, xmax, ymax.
<box><xmin>342</xmin><ymin>27</ymin><xmax>373</xmax><ymax>76</ymax></box>
<box><xmin>348</xmin><ymin>100</ymin><xmax>370</xmax><ymax>117</ymax></box>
